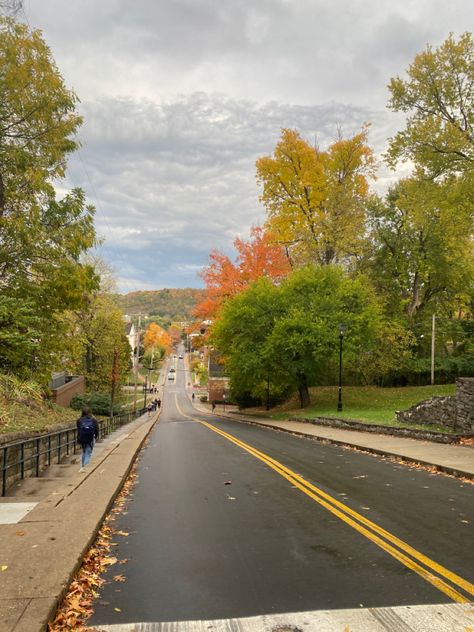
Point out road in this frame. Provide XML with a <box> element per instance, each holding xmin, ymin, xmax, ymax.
<box><xmin>90</xmin><ymin>355</ymin><xmax>474</xmax><ymax>627</ymax></box>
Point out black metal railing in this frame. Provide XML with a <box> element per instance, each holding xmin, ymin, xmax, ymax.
<box><xmin>1</xmin><ymin>408</ymin><xmax>147</xmax><ymax>496</ymax></box>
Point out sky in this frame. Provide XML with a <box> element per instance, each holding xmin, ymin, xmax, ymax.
<box><xmin>23</xmin><ymin>0</ymin><xmax>473</xmax><ymax>293</ymax></box>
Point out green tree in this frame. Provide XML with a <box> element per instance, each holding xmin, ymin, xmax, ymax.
<box><xmin>67</xmin><ymin>292</ymin><xmax>131</xmax><ymax>392</ymax></box>
<box><xmin>366</xmin><ymin>177</ymin><xmax>473</xmax><ymax>320</ymax></box>
<box><xmin>386</xmin><ymin>32</ymin><xmax>474</xmax><ymax>180</ymax></box>
<box><xmin>213</xmin><ymin>266</ymin><xmax>390</xmax><ymax>408</ymax></box>
<box><xmin>0</xmin><ymin>18</ymin><xmax>98</xmax><ymax>380</ymax></box>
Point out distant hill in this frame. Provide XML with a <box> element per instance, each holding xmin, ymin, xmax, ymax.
<box><xmin>115</xmin><ymin>288</ymin><xmax>205</xmax><ymax>322</ymax></box>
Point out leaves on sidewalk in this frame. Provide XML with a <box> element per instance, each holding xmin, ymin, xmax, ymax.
<box><xmin>48</xmin><ymin>467</ymin><xmax>138</xmax><ymax>630</ymax></box>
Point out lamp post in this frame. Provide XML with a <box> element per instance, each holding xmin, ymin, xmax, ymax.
<box><xmin>337</xmin><ymin>324</ymin><xmax>345</xmax><ymax>413</ymax></box>
<box><xmin>223</xmin><ymin>392</ymin><xmax>226</xmax><ymax>413</ymax></box>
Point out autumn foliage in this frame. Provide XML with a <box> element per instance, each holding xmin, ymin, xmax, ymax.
<box><xmin>256</xmin><ymin>126</ymin><xmax>376</xmax><ymax>266</ymax></box>
<box><xmin>193</xmin><ymin>226</ymin><xmax>291</xmax><ymax>320</ymax></box>
<box><xmin>143</xmin><ymin>323</ymin><xmax>171</xmax><ymax>352</ymax></box>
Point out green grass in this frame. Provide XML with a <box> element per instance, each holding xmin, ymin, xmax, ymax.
<box><xmin>265</xmin><ymin>384</ymin><xmax>456</xmax><ymax>433</ymax></box>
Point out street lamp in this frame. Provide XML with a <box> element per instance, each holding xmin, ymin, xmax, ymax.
<box><xmin>337</xmin><ymin>324</ymin><xmax>345</xmax><ymax>413</ymax></box>
<box><xmin>223</xmin><ymin>392</ymin><xmax>226</xmax><ymax>413</ymax></box>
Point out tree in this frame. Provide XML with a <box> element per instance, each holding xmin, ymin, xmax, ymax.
<box><xmin>0</xmin><ymin>18</ymin><xmax>82</xmax><ymax>215</ymax></box>
<box><xmin>66</xmin><ymin>292</ymin><xmax>130</xmax><ymax>392</ymax></box>
<box><xmin>0</xmin><ymin>18</ymin><xmax>98</xmax><ymax>381</ymax></box>
<box><xmin>143</xmin><ymin>323</ymin><xmax>172</xmax><ymax>353</ymax></box>
<box><xmin>366</xmin><ymin>177</ymin><xmax>474</xmax><ymax>320</ymax></box>
<box><xmin>256</xmin><ymin>127</ymin><xmax>375</xmax><ymax>267</ymax></box>
<box><xmin>386</xmin><ymin>32</ymin><xmax>474</xmax><ymax>180</ymax></box>
<box><xmin>194</xmin><ymin>226</ymin><xmax>291</xmax><ymax>320</ymax></box>
<box><xmin>213</xmin><ymin>266</ymin><xmax>387</xmax><ymax>408</ymax></box>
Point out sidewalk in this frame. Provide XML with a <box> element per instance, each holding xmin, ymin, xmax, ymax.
<box><xmin>0</xmin><ymin>410</ymin><xmax>159</xmax><ymax>632</ymax></box>
<box><xmin>194</xmin><ymin>402</ymin><xmax>474</xmax><ymax>480</ymax></box>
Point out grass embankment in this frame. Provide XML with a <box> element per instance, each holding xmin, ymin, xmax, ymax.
<box><xmin>264</xmin><ymin>384</ymin><xmax>457</xmax><ymax>433</ymax></box>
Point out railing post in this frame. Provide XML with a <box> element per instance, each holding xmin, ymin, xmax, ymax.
<box><xmin>20</xmin><ymin>443</ymin><xmax>25</xmax><ymax>480</ymax></box>
<box><xmin>35</xmin><ymin>438</ymin><xmax>40</xmax><ymax>477</ymax></box>
<box><xmin>48</xmin><ymin>435</ymin><xmax>52</xmax><ymax>465</ymax></box>
<box><xmin>2</xmin><ymin>446</ymin><xmax>7</xmax><ymax>497</ymax></box>
<box><xmin>57</xmin><ymin>433</ymin><xmax>61</xmax><ymax>464</ymax></box>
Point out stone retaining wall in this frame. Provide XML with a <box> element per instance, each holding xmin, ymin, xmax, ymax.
<box><xmin>290</xmin><ymin>415</ymin><xmax>465</xmax><ymax>443</ymax></box>
<box><xmin>396</xmin><ymin>378</ymin><xmax>473</xmax><ymax>433</ymax></box>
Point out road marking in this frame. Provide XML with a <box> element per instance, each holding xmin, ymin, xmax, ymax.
<box><xmin>173</xmin><ymin>395</ymin><xmax>474</xmax><ymax>601</ymax></box>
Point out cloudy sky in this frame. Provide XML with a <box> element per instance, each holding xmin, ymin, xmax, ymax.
<box><xmin>23</xmin><ymin>0</ymin><xmax>472</xmax><ymax>293</ymax></box>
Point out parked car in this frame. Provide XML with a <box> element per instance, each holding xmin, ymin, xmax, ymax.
<box><xmin>169</xmin><ymin>367</ymin><xmax>176</xmax><ymax>373</ymax></box>
<box><xmin>168</xmin><ymin>373</ymin><xmax>175</xmax><ymax>381</ymax></box>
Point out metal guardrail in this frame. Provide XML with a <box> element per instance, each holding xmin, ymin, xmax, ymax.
<box><xmin>1</xmin><ymin>408</ymin><xmax>147</xmax><ymax>496</ymax></box>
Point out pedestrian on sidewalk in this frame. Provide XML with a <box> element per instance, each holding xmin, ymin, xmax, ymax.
<box><xmin>192</xmin><ymin>393</ymin><xmax>195</xmax><ymax>402</ymax></box>
<box><xmin>76</xmin><ymin>407</ymin><xmax>99</xmax><ymax>471</ymax></box>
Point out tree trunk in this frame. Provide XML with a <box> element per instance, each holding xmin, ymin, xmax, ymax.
<box><xmin>297</xmin><ymin>372</ymin><xmax>310</xmax><ymax>408</ymax></box>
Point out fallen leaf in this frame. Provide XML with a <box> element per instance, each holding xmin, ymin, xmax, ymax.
<box><xmin>227</xmin><ymin>496</ymin><xmax>236</xmax><ymax>500</ymax></box>
<box><xmin>113</xmin><ymin>574</ymin><xmax>126</xmax><ymax>582</ymax></box>
<box><xmin>114</xmin><ymin>607</ymin><xmax>121</xmax><ymax>612</ymax></box>
<box><xmin>1</xmin><ymin>565</ymin><xmax>7</xmax><ymax>571</ymax></box>
<box><xmin>115</xmin><ymin>530</ymin><xmax>129</xmax><ymax>537</ymax></box>
<box><xmin>102</xmin><ymin>556</ymin><xmax>118</xmax><ymax>566</ymax></box>
<box><xmin>15</xmin><ymin>531</ymin><xmax>26</xmax><ymax>536</ymax></box>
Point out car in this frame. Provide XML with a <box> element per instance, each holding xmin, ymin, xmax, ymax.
<box><xmin>169</xmin><ymin>367</ymin><xmax>176</xmax><ymax>373</ymax></box>
<box><xmin>167</xmin><ymin>373</ymin><xmax>175</xmax><ymax>381</ymax></box>
<box><xmin>178</xmin><ymin>354</ymin><xmax>183</xmax><ymax>359</ymax></box>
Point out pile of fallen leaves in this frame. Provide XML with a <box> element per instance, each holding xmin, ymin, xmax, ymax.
<box><xmin>48</xmin><ymin>468</ymin><xmax>137</xmax><ymax>631</ymax></box>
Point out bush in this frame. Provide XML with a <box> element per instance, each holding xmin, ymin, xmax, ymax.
<box><xmin>70</xmin><ymin>392</ymin><xmax>123</xmax><ymax>416</ymax></box>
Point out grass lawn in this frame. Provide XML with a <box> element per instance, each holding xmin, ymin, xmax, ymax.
<box><xmin>266</xmin><ymin>384</ymin><xmax>457</xmax><ymax>433</ymax></box>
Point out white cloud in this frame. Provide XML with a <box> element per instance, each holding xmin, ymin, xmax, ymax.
<box><xmin>23</xmin><ymin>0</ymin><xmax>474</xmax><ymax>290</ymax></box>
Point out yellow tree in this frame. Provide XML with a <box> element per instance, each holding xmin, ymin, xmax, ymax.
<box><xmin>144</xmin><ymin>323</ymin><xmax>171</xmax><ymax>353</ymax></box>
<box><xmin>256</xmin><ymin>127</ymin><xmax>375</xmax><ymax>267</ymax></box>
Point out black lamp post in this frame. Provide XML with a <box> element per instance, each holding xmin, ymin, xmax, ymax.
<box><xmin>337</xmin><ymin>324</ymin><xmax>345</xmax><ymax>412</ymax></box>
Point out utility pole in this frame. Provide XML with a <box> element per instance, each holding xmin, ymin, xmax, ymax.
<box><xmin>133</xmin><ymin>314</ymin><xmax>142</xmax><ymax>412</ymax></box>
<box><xmin>109</xmin><ymin>347</ymin><xmax>119</xmax><ymax>420</ymax></box>
<box><xmin>431</xmin><ymin>314</ymin><xmax>436</xmax><ymax>385</ymax></box>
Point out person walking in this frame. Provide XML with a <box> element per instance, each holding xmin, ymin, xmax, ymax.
<box><xmin>76</xmin><ymin>406</ymin><xmax>99</xmax><ymax>471</ymax></box>
<box><xmin>192</xmin><ymin>393</ymin><xmax>195</xmax><ymax>402</ymax></box>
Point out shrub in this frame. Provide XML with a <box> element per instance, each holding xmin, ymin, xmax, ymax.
<box><xmin>199</xmin><ymin>395</ymin><xmax>208</xmax><ymax>403</ymax></box>
<box><xmin>70</xmin><ymin>392</ymin><xmax>123</xmax><ymax>416</ymax></box>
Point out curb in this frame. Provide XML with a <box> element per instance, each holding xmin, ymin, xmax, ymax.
<box><xmin>49</xmin><ymin>410</ymin><xmax>161</xmax><ymax>621</ymax></box>
<box><xmin>8</xmin><ymin>410</ymin><xmax>162</xmax><ymax>632</ymax></box>
<box><xmin>205</xmin><ymin>410</ymin><xmax>474</xmax><ymax>482</ymax></box>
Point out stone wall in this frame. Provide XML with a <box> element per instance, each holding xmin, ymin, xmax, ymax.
<box><xmin>396</xmin><ymin>378</ymin><xmax>474</xmax><ymax>433</ymax></box>
<box><xmin>456</xmin><ymin>378</ymin><xmax>474</xmax><ymax>432</ymax></box>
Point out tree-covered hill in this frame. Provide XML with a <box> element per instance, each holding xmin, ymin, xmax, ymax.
<box><xmin>115</xmin><ymin>288</ymin><xmax>205</xmax><ymax>321</ymax></box>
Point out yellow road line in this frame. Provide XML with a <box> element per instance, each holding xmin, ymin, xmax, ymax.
<box><xmin>204</xmin><ymin>421</ymin><xmax>474</xmax><ymax>599</ymax></box>
<box><xmin>173</xmin><ymin>396</ymin><xmax>473</xmax><ymax>602</ymax></box>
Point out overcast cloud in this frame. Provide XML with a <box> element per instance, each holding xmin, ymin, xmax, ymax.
<box><xmin>24</xmin><ymin>0</ymin><xmax>473</xmax><ymax>292</ymax></box>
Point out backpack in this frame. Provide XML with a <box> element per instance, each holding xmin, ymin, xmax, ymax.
<box><xmin>78</xmin><ymin>417</ymin><xmax>95</xmax><ymax>445</ymax></box>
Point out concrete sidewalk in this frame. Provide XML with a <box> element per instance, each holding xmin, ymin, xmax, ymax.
<box><xmin>194</xmin><ymin>403</ymin><xmax>474</xmax><ymax>480</ymax></box>
<box><xmin>0</xmin><ymin>410</ymin><xmax>159</xmax><ymax>632</ymax></box>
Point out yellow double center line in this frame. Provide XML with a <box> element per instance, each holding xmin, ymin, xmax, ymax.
<box><xmin>174</xmin><ymin>396</ymin><xmax>474</xmax><ymax>602</ymax></box>
<box><xmin>175</xmin><ymin>396</ymin><xmax>474</xmax><ymax>603</ymax></box>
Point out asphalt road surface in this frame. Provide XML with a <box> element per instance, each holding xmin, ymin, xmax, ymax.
<box><xmin>90</xmin><ymin>356</ymin><xmax>474</xmax><ymax>626</ymax></box>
